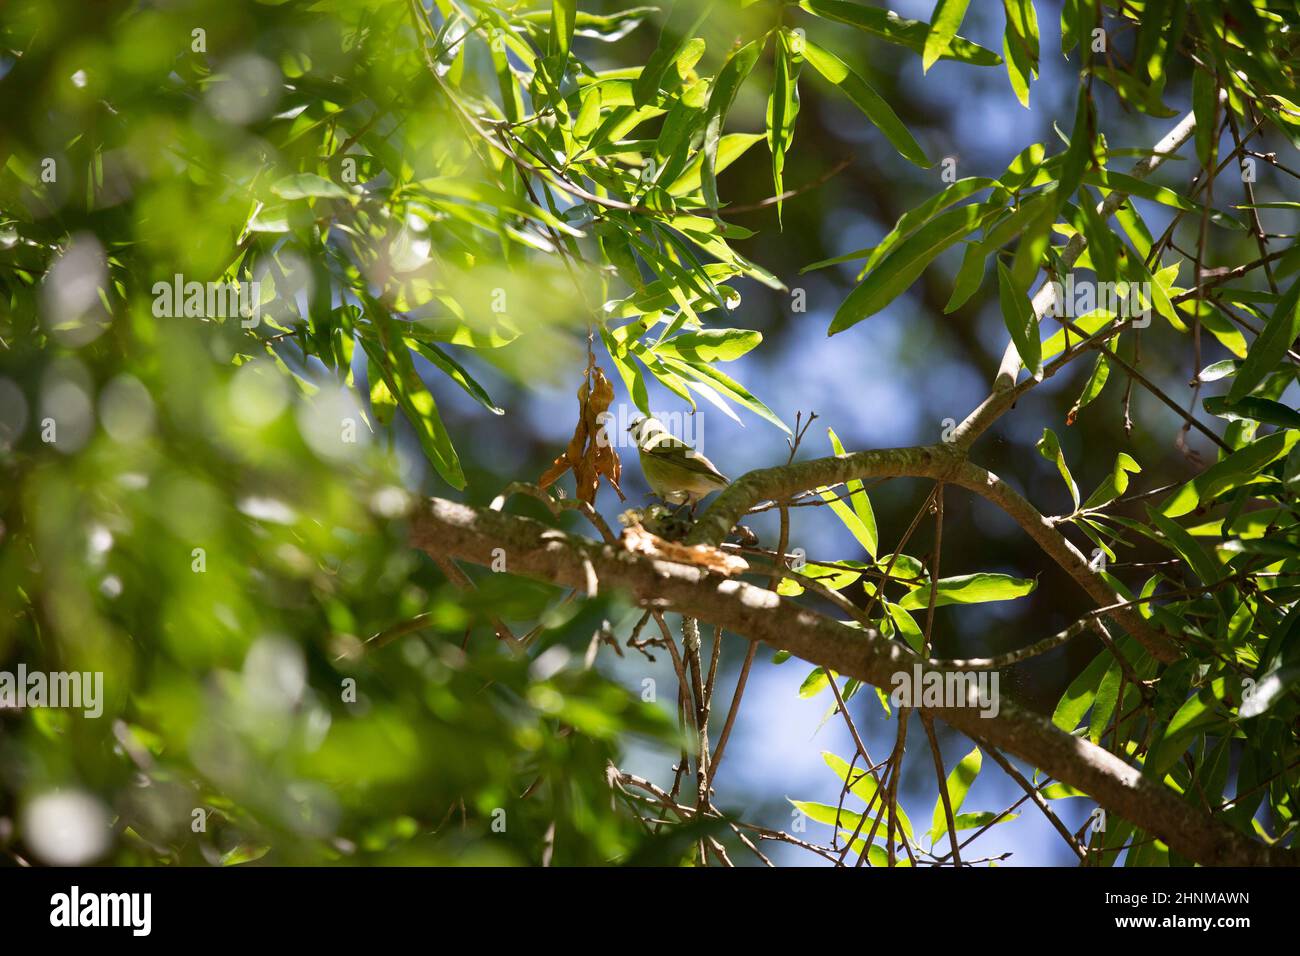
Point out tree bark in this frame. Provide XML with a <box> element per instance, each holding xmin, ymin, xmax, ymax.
<box><xmin>409</xmin><ymin>496</ymin><xmax>1295</xmax><ymax>867</ymax></box>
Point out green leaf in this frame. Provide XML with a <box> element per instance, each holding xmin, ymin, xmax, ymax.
<box><xmin>1052</xmin><ymin>648</ymin><xmax>1111</xmax><ymax>731</ymax></box>
<box><xmin>885</xmin><ymin>602</ymin><xmax>924</xmax><ymax>652</ymax></box>
<box><xmin>1088</xmin><ymin>660</ymin><xmax>1122</xmax><ymax>744</ymax></box>
<box><xmin>799</xmin><ymin>667</ymin><xmax>833</xmax><ymax>698</ymax></box>
<box><xmin>658</xmin><ymin>357</ymin><xmax>790</xmax><ymax>433</ymax></box>
<box><xmin>1058</xmin><ymin>83</ymin><xmax>1093</xmax><ymax>202</ymax></box>
<box><xmin>1240</xmin><ymin>666</ymin><xmax>1300</xmax><ymax>720</ymax></box>
<box><xmin>367</xmin><ymin>354</ymin><xmax>397</xmax><ymax>426</ymax></box>
<box><xmin>922</xmin><ymin>0</ymin><xmax>972</xmax><ymax>73</ymax></box>
<box><xmin>816</xmin><ymin>428</ymin><xmax>878</xmax><ymax>559</ymax></box>
<box><xmin>1041</xmin><ymin>307</ymin><xmax>1113</xmax><ymax>363</ymax></box>
<box><xmin>778</xmin><ymin>562</ymin><xmax>864</xmax><ymax>596</ymax></box>
<box><xmin>1001</xmin><ymin>0</ymin><xmax>1039</xmax><ymax>108</ymax></box>
<box><xmin>406</xmin><ymin>339</ymin><xmax>504</xmax><ymax>416</ymax></box>
<box><xmin>899</xmin><ymin>572</ymin><xmax>1036</xmax><ymax>610</ymax></box>
<box><xmin>1227</xmin><ymin>277</ymin><xmax>1300</xmax><ymax>402</ymax></box>
<box><xmin>820</xmin><ymin>753</ymin><xmax>916</xmax><ymax>840</ymax></box>
<box><xmin>800</xmin><ymin>0</ymin><xmax>1001</xmax><ymax>67</ymax></box>
<box><xmin>272</xmin><ymin>172</ymin><xmax>349</xmax><ymax>199</ymax></box>
<box><xmin>651</xmin><ymin>79</ymin><xmax>709</xmax><ymax>189</ymax></box>
<box><xmin>945</xmin><ymin>810</ymin><xmax>1018</xmax><ymax>833</ymax></box>
<box><xmin>1082</xmin><ymin>452</ymin><xmax>1140</xmax><ymax>510</ymax></box>
<box><xmin>821</xmin><ymin>751</ymin><xmax>880</xmax><ymax>805</ymax></box>
<box><xmin>632</xmin><ymin>0</ymin><xmax>715</xmax><ymax>108</ymax></box>
<box><xmin>1000</xmin><ymin>142</ymin><xmax>1046</xmax><ymax>190</ymax></box>
<box><xmin>944</xmin><ymin>188</ymin><xmax>1056</xmax><ymax>312</ymax></box>
<box><xmin>1197</xmin><ymin>359</ymin><xmax>1238</xmax><ymax>384</ymax></box>
<box><xmin>669</xmin><ymin>132</ymin><xmax>763</xmax><ymax>197</ymax></box>
<box><xmin>801</xmin><ymin>39</ymin><xmax>929</xmax><ymax>167</ymax></box>
<box><xmin>1068</xmin><ymin>353</ymin><xmax>1110</xmax><ymax>423</ymax></box>
<box><xmin>1009</xmin><ymin>193</ymin><xmax>1054</xmax><ymax>292</ymax></box>
<box><xmin>1081</xmin><ymin>170</ymin><xmax>1244</xmax><ymax>230</ymax></box>
<box><xmin>862</xmin><ymin>178</ymin><xmax>997</xmax><ymax>276</ymax></box>
<box><xmin>930</xmin><ymin>746</ymin><xmax>980</xmax><ymax>839</ymax></box>
<box><xmin>573</xmin><ymin>85</ymin><xmax>603</xmax><ymax>142</ymax></box>
<box><xmin>789</xmin><ymin>800</ymin><xmax>867</xmax><ymax>833</ymax></box>
<box><xmin>550</xmin><ymin>0</ymin><xmax>576</xmax><ymax>60</ymax></box>
<box><xmin>1160</xmin><ymin>431</ymin><xmax>1298</xmax><ymax>518</ymax></box>
<box><xmin>802</xmin><ymin>245</ymin><xmax>875</xmax><ymax>274</ymax></box>
<box><xmin>652</xmin><ymin>329</ymin><xmax>761</xmax><ymax>363</ymax></box>
<box><xmin>1145</xmin><ymin>507</ymin><xmax>1223</xmax><ymax>599</ymax></box>
<box><xmin>1144</xmin><ymin>678</ymin><xmax>1227</xmax><ymax>779</ymax></box>
<box><xmin>1089</xmin><ymin>65</ymin><xmax>1176</xmax><ymax>117</ymax></box>
<box><xmin>766</xmin><ymin>29</ymin><xmax>804</xmax><ymax>225</ymax></box>
<box><xmin>1036</xmin><ymin>427</ymin><xmax>1079</xmax><ymax>509</ymax></box>
<box><xmin>997</xmin><ymin>259</ymin><xmax>1042</xmax><ymax>380</ymax></box>
<box><xmin>1204</xmin><ymin>396</ymin><xmax>1300</xmax><ymax>430</ymax></box>
<box><xmin>696</xmin><ymin>42</ymin><xmax>762</xmax><ymax>208</ymax></box>
<box><xmin>360</xmin><ymin>305</ymin><xmax>465</xmax><ymax>489</ymax></box>
<box><xmin>832</xmin><ymin>203</ymin><xmax>994</xmax><ymax>333</ymax></box>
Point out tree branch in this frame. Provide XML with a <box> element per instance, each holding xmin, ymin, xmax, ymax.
<box><xmin>409</xmin><ymin>496</ymin><xmax>1294</xmax><ymax>866</ymax></box>
<box><xmin>686</xmin><ymin>443</ymin><xmax>1181</xmax><ymax>662</ymax></box>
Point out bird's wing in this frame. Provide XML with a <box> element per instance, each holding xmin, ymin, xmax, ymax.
<box><xmin>644</xmin><ymin>441</ymin><xmax>729</xmax><ymax>483</ymax></box>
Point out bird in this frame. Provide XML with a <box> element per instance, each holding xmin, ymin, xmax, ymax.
<box><xmin>627</xmin><ymin>417</ymin><xmax>730</xmax><ymax>514</ymax></box>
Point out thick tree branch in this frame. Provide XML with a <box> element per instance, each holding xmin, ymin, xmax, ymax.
<box><xmin>409</xmin><ymin>497</ymin><xmax>1294</xmax><ymax>866</ymax></box>
<box><xmin>686</xmin><ymin>443</ymin><xmax>1180</xmax><ymax>662</ymax></box>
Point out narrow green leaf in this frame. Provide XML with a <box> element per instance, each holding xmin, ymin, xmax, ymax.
<box><xmin>944</xmin><ymin>188</ymin><xmax>1056</xmax><ymax>312</ymax></box>
<box><xmin>825</xmin><ymin>427</ymin><xmax>878</xmax><ymax>558</ymax></box>
<box><xmin>832</xmin><ymin>203</ymin><xmax>994</xmax><ymax>333</ymax></box>
<box><xmin>696</xmin><ymin>41</ymin><xmax>761</xmax><ymax>208</ymax></box>
<box><xmin>670</xmin><ymin>132</ymin><xmax>763</xmax><ymax>197</ymax></box>
<box><xmin>930</xmin><ymin>746</ymin><xmax>980</xmax><ymax>839</ymax></box>
<box><xmin>923</xmin><ymin>0</ymin><xmax>972</xmax><ymax>72</ymax></box>
<box><xmin>1160</xmin><ymin>431</ymin><xmax>1298</xmax><ymax>518</ymax></box>
<box><xmin>550</xmin><ymin>0</ymin><xmax>576</xmax><ymax>60</ymax></box>
<box><xmin>997</xmin><ymin>259</ymin><xmax>1042</xmax><ymax>380</ymax></box>
<box><xmin>802</xmin><ymin>38</ymin><xmax>929</xmax><ymax>167</ymax></box>
<box><xmin>767</xmin><ymin>29</ymin><xmax>804</xmax><ymax>225</ymax></box>
<box><xmin>1036</xmin><ymin>427</ymin><xmax>1079</xmax><ymax>508</ymax></box>
<box><xmin>659</xmin><ymin>356</ymin><xmax>790</xmax><ymax>432</ymax></box>
<box><xmin>1068</xmin><ymin>353</ymin><xmax>1110</xmax><ymax>423</ymax></box>
<box><xmin>1001</xmin><ymin>0</ymin><xmax>1038</xmax><ymax>108</ymax></box>
<box><xmin>1052</xmin><ymin>648</ymin><xmax>1110</xmax><ymax>731</ymax></box>
<box><xmin>1081</xmin><ymin>170</ymin><xmax>1245</xmax><ymax>230</ymax></box>
<box><xmin>1058</xmin><ymin>83</ymin><xmax>1093</xmax><ymax>202</ymax></box>
<box><xmin>1088</xmin><ymin>660</ymin><xmax>1122</xmax><ymax>744</ymax></box>
<box><xmin>899</xmin><ymin>572</ymin><xmax>1036</xmax><ymax>610</ymax></box>
<box><xmin>633</xmin><ymin>0</ymin><xmax>715</xmax><ymax>108</ymax></box>
<box><xmin>863</xmin><ymin>179</ymin><xmax>996</xmax><ymax>277</ymax></box>
<box><xmin>1227</xmin><ymin>277</ymin><xmax>1300</xmax><ymax>402</ymax></box>
<box><xmin>1144</xmin><ymin>678</ymin><xmax>1227</xmax><ymax>779</ymax></box>
<box><xmin>1204</xmin><ymin>396</ymin><xmax>1300</xmax><ymax>430</ymax></box>
<box><xmin>406</xmin><ymin>339</ymin><xmax>504</xmax><ymax>415</ymax></box>
<box><xmin>800</xmin><ymin>0</ymin><xmax>1001</xmax><ymax>66</ymax></box>
<box><xmin>1082</xmin><ymin>452</ymin><xmax>1140</xmax><ymax>509</ymax></box>
<box><xmin>653</xmin><ymin>328</ymin><xmax>762</xmax><ymax>363</ymax></box>
<box><xmin>272</xmin><ymin>172</ymin><xmax>349</xmax><ymax>199</ymax></box>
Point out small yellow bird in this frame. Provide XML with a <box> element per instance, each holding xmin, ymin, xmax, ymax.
<box><xmin>628</xmin><ymin>417</ymin><xmax>730</xmax><ymax>513</ymax></box>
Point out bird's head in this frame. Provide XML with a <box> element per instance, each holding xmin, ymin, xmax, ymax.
<box><xmin>628</xmin><ymin>416</ymin><xmax>667</xmax><ymax>447</ymax></box>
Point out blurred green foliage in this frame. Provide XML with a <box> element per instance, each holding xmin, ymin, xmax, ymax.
<box><xmin>1</xmin><ymin>0</ymin><xmax>1298</xmax><ymax>868</ymax></box>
